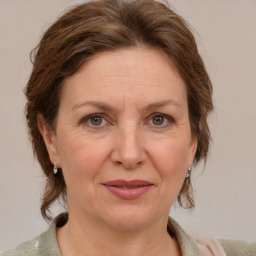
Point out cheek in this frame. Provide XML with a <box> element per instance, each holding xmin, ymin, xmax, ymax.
<box><xmin>57</xmin><ymin>134</ymin><xmax>111</xmax><ymax>184</ymax></box>
<box><xmin>148</xmin><ymin>139</ymin><xmax>190</xmax><ymax>207</ymax></box>
<box><xmin>149</xmin><ymin>138</ymin><xmax>190</xmax><ymax>180</ymax></box>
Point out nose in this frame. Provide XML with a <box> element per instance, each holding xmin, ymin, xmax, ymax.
<box><xmin>110</xmin><ymin>123</ymin><xmax>146</xmax><ymax>170</ymax></box>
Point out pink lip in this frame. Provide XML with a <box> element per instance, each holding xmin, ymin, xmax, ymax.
<box><xmin>102</xmin><ymin>180</ymin><xmax>153</xmax><ymax>200</ymax></box>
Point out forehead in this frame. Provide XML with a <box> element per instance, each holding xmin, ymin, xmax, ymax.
<box><xmin>61</xmin><ymin>47</ymin><xmax>187</xmax><ymax>108</ymax></box>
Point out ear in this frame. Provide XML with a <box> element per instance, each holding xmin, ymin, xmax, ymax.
<box><xmin>37</xmin><ymin>114</ymin><xmax>60</xmax><ymax>167</ymax></box>
<box><xmin>188</xmin><ymin>136</ymin><xmax>198</xmax><ymax>167</ymax></box>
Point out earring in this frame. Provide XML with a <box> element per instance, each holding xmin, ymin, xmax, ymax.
<box><xmin>53</xmin><ymin>162</ymin><xmax>58</xmax><ymax>175</ymax></box>
<box><xmin>185</xmin><ymin>166</ymin><xmax>192</xmax><ymax>179</ymax></box>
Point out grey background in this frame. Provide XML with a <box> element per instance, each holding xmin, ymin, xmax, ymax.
<box><xmin>0</xmin><ymin>0</ymin><xmax>255</xmax><ymax>251</ymax></box>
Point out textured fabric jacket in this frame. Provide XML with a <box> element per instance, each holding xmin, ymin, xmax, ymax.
<box><xmin>1</xmin><ymin>214</ymin><xmax>255</xmax><ymax>256</ymax></box>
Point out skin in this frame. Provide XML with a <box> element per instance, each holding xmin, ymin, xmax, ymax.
<box><xmin>39</xmin><ymin>47</ymin><xmax>197</xmax><ymax>256</ymax></box>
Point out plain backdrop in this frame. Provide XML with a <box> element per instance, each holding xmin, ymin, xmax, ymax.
<box><xmin>0</xmin><ymin>0</ymin><xmax>255</xmax><ymax>251</ymax></box>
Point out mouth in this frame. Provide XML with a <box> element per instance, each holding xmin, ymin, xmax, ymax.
<box><xmin>102</xmin><ymin>180</ymin><xmax>153</xmax><ymax>200</ymax></box>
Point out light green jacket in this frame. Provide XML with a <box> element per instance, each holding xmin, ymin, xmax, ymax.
<box><xmin>1</xmin><ymin>214</ymin><xmax>255</xmax><ymax>256</ymax></box>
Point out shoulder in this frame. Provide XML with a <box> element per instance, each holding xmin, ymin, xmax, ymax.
<box><xmin>196</xmin><ymin>238</ymin><xmax>256</xmax><ymax>256</ymax></box>
<box><xmin>1</xmin><ymin>214</ymin><xmax>65</xmax><ymax>256</ymax></box>
<box><xmin>0</xmin><ymin>238</ymin><xmax>39</xmax><ymax>256</ymax></box>
<box><xmin>0</xmin><ymin>228</ymin><xmax>58</xmax><ymax>256</ymax></box>
<box><xmin>168</xmin><ymin>217</ymin><xmax>256</xmax><ymax>256</ymax></box>
<box><xmin>219</xmin><ymin>239</ymin><xmax>256</xmax><ymax>256</ymax></box>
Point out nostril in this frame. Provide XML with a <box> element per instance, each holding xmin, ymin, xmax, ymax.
<box><xmin>110</xmin><ymin>138</ymin><xmax>146</xmax><ymax>169</ymax></box>
<box><xmin>114</xmin><ymin>160</ymin><xmax>143</xmax><ymax>169</ymax></box>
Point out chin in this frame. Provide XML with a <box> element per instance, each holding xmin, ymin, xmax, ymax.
<box><xmin>100</xmin><ymin>205</ymin><xmax>160</xmax><ymax>231</ymax></box>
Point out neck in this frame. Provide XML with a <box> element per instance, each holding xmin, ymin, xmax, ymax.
<box><xmin>57</xmin><ymin>211</ymin><xmax>181</xmax><ymax>256</ymax></box>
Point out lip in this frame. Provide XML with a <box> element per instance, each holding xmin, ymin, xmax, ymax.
<box><xmin>102</xmin><ymin>180</ymin><xmax>153</xmax><ymax>200</ymax></box>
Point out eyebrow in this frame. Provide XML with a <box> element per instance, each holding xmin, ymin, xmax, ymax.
<box><xmin>72</xmin><ymin>99</ymin><xmax>182</xmax><ymax>112</ymax></box>
<box><xmin>72</xmin><ymin>101</ymin><xmax>116</xmax><ymax>112</ymax></box>
<box><xmin>144</xmin><ymin>99</ymin><xmax>182</xmax><ymax>111</ymax></box>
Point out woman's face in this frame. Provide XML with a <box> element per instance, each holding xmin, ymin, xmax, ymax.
<box><xmin>42</xmin><ymin>47</ymin><xmax>197</xmax><ymax>230</ymax></box>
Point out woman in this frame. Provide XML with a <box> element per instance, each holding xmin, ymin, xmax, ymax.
<box><xmin>2</xmin><ymin>0</ymin><xmax>253</xmax><ymax>255</ymax></box>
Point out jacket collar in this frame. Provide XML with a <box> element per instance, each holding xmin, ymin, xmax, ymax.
<box><xmin>39</xmin><ymin>213</ymin><xmax>201</xmax><ymax>256</ymax></box>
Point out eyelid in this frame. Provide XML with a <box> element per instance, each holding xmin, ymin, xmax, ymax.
<box><xmin>148</xmin><ymin>112</ymin><xmax>176</xmax><ymax>126</ymax></box>
<box><xmin>80</xmin><ymin>113</ymin><xmax>108</xmax><ymax>127</ymax></box>
<box><xmin>79</xmin><ymin>112</ymin><xmax>175</xmax><ymax>128</ymax></box>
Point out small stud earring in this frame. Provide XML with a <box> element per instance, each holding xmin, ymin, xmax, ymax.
<box><xmin>185</xmin><ymin>166</ymin><xmax>192</xmax><ymax>179</ymax></box>
<box><xmin>53</xmin><ymin>162</ymin><xmax>58</xmax><ymax>175</ymax></box>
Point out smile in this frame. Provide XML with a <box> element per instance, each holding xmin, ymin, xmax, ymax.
<box><xmin>102</xmin><ymin>180</ymin><xmax>153</xmax><ymax>200</ymax></box>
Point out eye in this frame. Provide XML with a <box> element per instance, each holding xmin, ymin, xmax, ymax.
<box><xmin>149</xmin><ymin>113</ymin><xmax>174</xmax><ymax>127</ymax></box>
<box><xmin>90</xmin><ymin>116</ymin><xmax>103</xmax><ymax>126</ymax></box>
<box><xmin>152</xmin><ymin>115</ymin><xmax>165</xmax><ymax>125</ymax></box>
<box><xmin>82</xmin><ymin>114</ymin><xmax>106</xmax><ymax>127</ymax></box>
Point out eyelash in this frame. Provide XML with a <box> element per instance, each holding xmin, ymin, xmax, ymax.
<box><xmin>149</xmin><ymin>113</ymin><xmax>175</xmax><ymax>127</ymax></box>
<box><xmin>80</xmin><ymin>113</ymin><xmax>175</xmax><ymax>128</ymax></box>
<box><xmin>81</xmin><ymin>113</ymin><xmax>107</xmax><ymax>128</ymax></box>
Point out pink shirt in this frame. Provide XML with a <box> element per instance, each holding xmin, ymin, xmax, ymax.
<box><xmin>197</xmin><ymin>239</ymin><xmax>227</xmax><ymax>256</ymax></box>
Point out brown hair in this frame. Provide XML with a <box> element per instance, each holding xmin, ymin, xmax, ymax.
<box><xmin>25</xmin><ymin>0</ymin><xmax>213</xmax><ymax>220</ymax></box>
